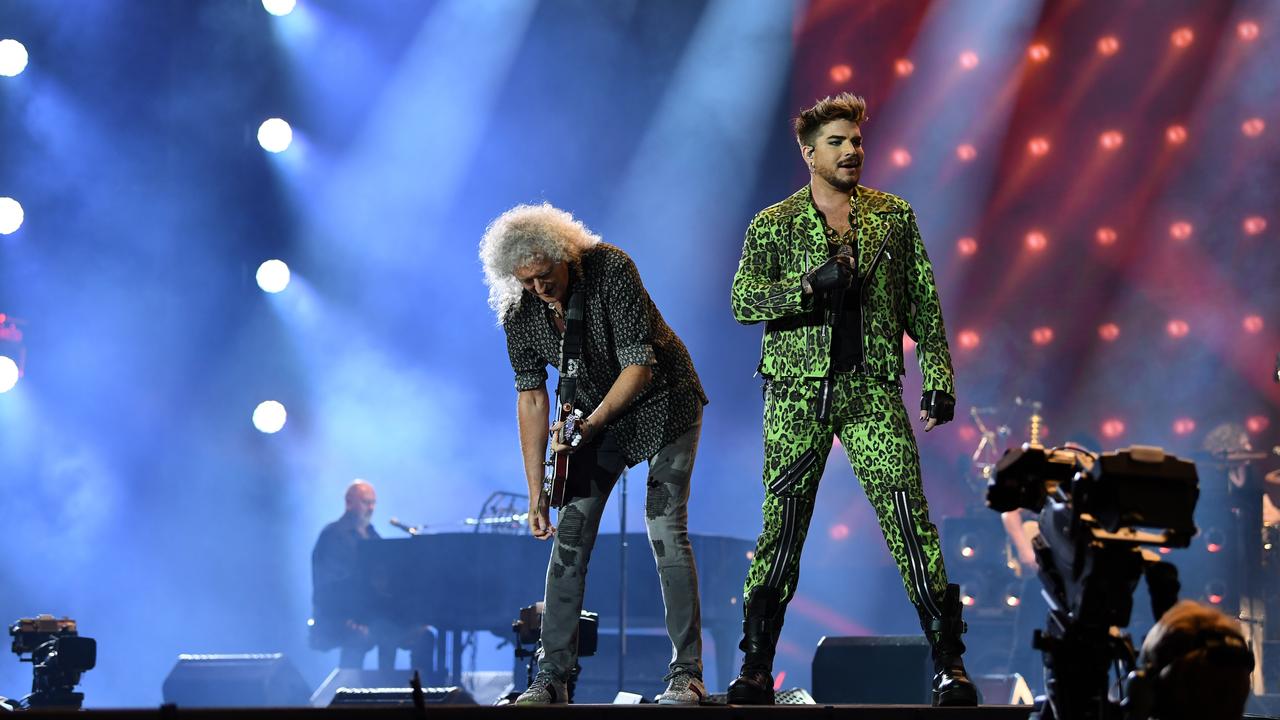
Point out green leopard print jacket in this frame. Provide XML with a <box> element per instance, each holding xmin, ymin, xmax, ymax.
<box><xmin>731</xmin><ymin>184</ymin><xmax>954</xmax><ymax>395</ymax></box>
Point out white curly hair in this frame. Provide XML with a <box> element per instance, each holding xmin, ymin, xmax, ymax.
<box><xmin>479</xmin><ymin>203</ymin><xmax>602</xmax><ymax>322</ymax></box>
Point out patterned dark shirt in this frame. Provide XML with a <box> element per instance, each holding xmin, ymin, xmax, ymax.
<box><xmin>503</xmin><ymin>243</ymin><xmax>707</xmax><ymax>466</ymax></box>
<box><xmin>814</xmin><ymin>197</ymin><xmax>864</xmax><ymax>372</ymax></box>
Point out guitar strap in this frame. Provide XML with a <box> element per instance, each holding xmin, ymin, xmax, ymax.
<box><xmin>556</xmin><ymin>289</ymin><xmax>585</xmax><ymax>410</ymax></box>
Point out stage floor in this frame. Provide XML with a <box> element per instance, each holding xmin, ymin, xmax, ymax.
<box><xmin>19</xmin><ymin>705</ymin><xmax>1035</xmax><ymax>720</ymax></box>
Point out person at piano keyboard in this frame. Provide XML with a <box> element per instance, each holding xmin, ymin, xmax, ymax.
<box><xmin>480</xmin><ymin>203</ymin><xmax>709</xmax><ymax>705</ymax></box>
<box><xmin>309</xmin><ymin>480</ymin><xmax>436</xmax><ymax>674</ymax></box>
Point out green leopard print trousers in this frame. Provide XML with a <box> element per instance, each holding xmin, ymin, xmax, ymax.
<box><xmin>742</xmin><ymin>374</ymin><xmax>950</xmax><ymax>620</ymax></box>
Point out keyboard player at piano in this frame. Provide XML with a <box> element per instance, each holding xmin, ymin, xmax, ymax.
<box><xmin>309</xmin><ymin>480</ymin><xmax>435</xmax><ymax>674</ymax></box>
<box><xmin>480</xmin><ymin>203</ymin><xmax>709</xmax><ymax>705</ymax></box>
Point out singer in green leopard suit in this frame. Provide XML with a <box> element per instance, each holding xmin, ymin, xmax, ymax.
<box><xmin>726</xmin><ymin>93</ymin><xmax>977</xmax><ymax>707</ymax></box>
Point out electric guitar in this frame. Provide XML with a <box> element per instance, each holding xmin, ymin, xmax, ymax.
<box><xmin>543</xmin><ymin>404</ymin><xmax>584</xmax><ymax>510</ymax></box>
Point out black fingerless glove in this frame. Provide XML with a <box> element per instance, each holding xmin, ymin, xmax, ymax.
<box><xmin>805</xmin><ymin>257</ymin><xmax>853</xmax><ymax>294</ymax></box>
<box><xmin>921</xmin><ymin>390</ymin><xmax>956</xmax><ymax>424</ymax></box>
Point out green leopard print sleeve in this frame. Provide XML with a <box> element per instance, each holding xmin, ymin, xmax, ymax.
<box><xmin>903</xmin><ymin>211</ymin><xmax>955</xmax><ymax>396</ymax></box>
<box><xmin>731</xmin><ymin>214</ymin><xmax>812</xmax><ymax>325</ymax></box>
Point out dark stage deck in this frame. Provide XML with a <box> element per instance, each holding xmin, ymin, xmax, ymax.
<box><xmin>32</xmin><ymin>706</ymin><xmax>1036</xmax><ymax>720</ymax></box>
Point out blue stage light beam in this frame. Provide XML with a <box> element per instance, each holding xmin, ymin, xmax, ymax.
<box><xmin>299</xmin><ymin>0</ymin><xmax>538</xmax><ymax>268</ymax></box>
<box><xmin>606</xmin><ymin>0</ymin><xmax>796</xmax><ymax>321</ymax></box>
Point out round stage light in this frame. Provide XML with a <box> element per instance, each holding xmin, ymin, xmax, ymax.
<box><xmin>959</xmin><ymin>51</ymin><xmax>979</xmax><ymax>70</ymax></box>
<box><xmin>956</xmin><ymin>144</ymin><xmax>976</xmax><ymax>162</ymax></box>
<box><xmin>1028</xmin><ymin>43</ymin><xmax>1050</xmax><ymax>63</ymax></box>
<box><xmin>257</xmin><ymin>118</ymin><xmax>293</xmax><ymax>153</ymax></box>
<box><xmin>1166</xmin><ymin>319</ymin><xmax>1189</xmax><ymax>338</ymax></box>
<box><xmin>1247</xmin><ymin>415</ymin><xmax>1270</xmax><ymax>434</ymax></box>
<box><xmin>1242</xmin><ymin>117</ymin><xmax>1265</xmax><ymax>137</ymax></box>
<box><xmin>0</xmin><ymin>356</ymin><xmax>18</xmax><ymax>393</ymax></box>
<box><xmin>829</xmin><ymin>64</ymin><xmax>852</xmax><ymax>83</ymax></box>
<box><xmin>1171</xmin><ymin>27</ymin><xmax>1194</xmax><ymax>48</ymax></box>
<box><xmin>1206</xmin><ymin>583</ymin><xmax>1225</xmax><ymax>605</ymax></box>
<box><xmin>1030</xmin><ymin>326</ymin><xmax>1054</xmax><ymax>346</ymax></box>
<box><xmin>1204</xmin><ymin>528</ymin><xmax>1225</xmax><ymax>554</ymax></box>
<box><xmin>1024</xmin><ymin>230</ymin><xmax>1048</xmax><ymax>251</ymax></box>
<box><xmin>1097</xmin><ymin>323</ymin><xmax>1120</xmax><ymax>341</ymax></box>
<box><xmin>253</xmin><ymin>400</ymin><xmax>288</xmax><ymax>433</ymax></box>
<box><xmin>0</xmin><ymin>39</ymin><xmax>29</xmax><ymax>77</ymax></box>
<box><xmin>1172</xmin><ymin>418</ymin><xmax>1196</xmax><ymax>436</ymax></box>
<box><xmin>891</xmin><ymin>148</ymin><xmax>911</xmax><ymax>167</ymax></box>
<box><xmin>262</xmin><ymin>0</ymin><xmax>297</xmax><ymax>17</ymax></box>
<box><xmin>0</xmin><ymin>197</ymin><xmax>23</xmax><ymax>235</ymax></box>
<box><xmin>1099</xmin><ymin>130</ymin><xmax>1124</xmax><ymax>150</ymax></box>
<box><xmin>1169</xmin><ymin>221</ymin><xmax>1193</xmax><ymax>241</ymax></box>
<box><xmin>256</xmin><ymin>259</ymin><xmax>291</xmax><ymax>293</ymax></box>
<box><xmin>894</xmin><ymin>58</ymin><xmax>914</xmax><ymax>77</ymax></box>
<box><xmin>1027</xmin><ymin>137</ymin><xmax>1050</xmax><ymax>157</ymax></box>
<box><xmin>1095</xmin><ymin>227</ymin><xmax>1117</xmax><ymax>246</ymax></box>
<box><xmin>1237</xmin><ymin>21</ymin><xmax>1259</xmax><ymax>41</ymax></box>
<box><xmin>1165</xmin><ymin>124</ymin><xmax>1187</xmax><ymax>145</ymax></box>
<box><xmin>1243</xmin><ymin>315</ymin><xmax>1264</xmax><ymax>334</ymax></box>
<box><xmin>956</xmin><ymin>237</ymin><xmax>978</xmax><ymax>256</ymax></box>
<box><xmin>1097</xmin><ymin>35</ymin><xmax>1120</xmax><ymax>56</ymax></box>
<box><xmin>1243</xmin><ymin>216</ymin><xmax>1267</xmax><ymax>235</ymax></box>
<box><xmin>829</xmin><ymin>523</ymin><xmax>849</xmax><ymax>541</ymax></box>
<box><xmin>1101</xmin><ymin>418</ymin><xmax>1126</xmax><ymax>439</ymax></box>
<box><xmin>957</xmin><ymin>330</ymin><xmax>980</xmax><ymax>350</ymax></box>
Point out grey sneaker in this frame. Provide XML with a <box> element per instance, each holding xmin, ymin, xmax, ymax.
<box><xmin>515</xmin><ymin>671</ymin><xmax>568</xmax><ymax>705</ymax></box>
<box><xmin>658</xmin><ymin>671</ymin><xmax>706</xmax><ymax>705</ymax></box>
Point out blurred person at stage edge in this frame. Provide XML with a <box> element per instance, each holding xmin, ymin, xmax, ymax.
<box><xmin>479</xmin><ymin>203</ymin><xmax>709</xmax><ymax>705</ymax></box>
<box><xmin>727</xmin><ymin>93</ymin><xmax>976</xmax><ymax>706</ymax></box>
<box><xmin>310</xmin><ymin>480</ymin><xmax>437</xmax><ymax>676</ymax></box>
<box><xmin>1203</xmin><ymin>421</ymin><xmax>1280</xmax><ymax>524</ymax></box>
<box><xmin>1123</xmin><ymin>600</ymin><xmax>1254</xmax><ymax>720</ymax></box>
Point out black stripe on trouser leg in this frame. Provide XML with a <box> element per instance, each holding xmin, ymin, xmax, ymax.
<box><xmin>768</xmin><ymin>449</ymin><xmax>818</xmax><ymax>495</ymax></box>
<box><xmin>894</xmin><ymin>490</ymin><xmax>941</xmax><ymax>618</ymax></box>
<box><xmin>765</xmin><ymin>496</ymin><xmax>803</xmax><ymax>589</ymax></box>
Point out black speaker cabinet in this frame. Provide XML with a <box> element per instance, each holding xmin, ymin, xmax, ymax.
<box><xmin>161</xmin><ymin>653</ymin><xmax>310</xmax><ymax>707</ymax></box>
<box><xmin>812</xmin><ymin>635</ymin><xmax>931</xmax><ymax>704</ymax></box>
<box><xmin>329</xmin><ymin>686</ymin><xmax>474</xmax><ymax>706</ymax></box>
<box><xmin>310</xmin><ymin>668</ymin><xmax>475</xmax><ymax>707</ymax></box>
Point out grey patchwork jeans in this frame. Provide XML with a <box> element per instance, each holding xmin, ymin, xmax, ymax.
<box><xmin>538</xmin><ymin>410</ymin><xmax>703</xmax><ymax>681</ymax></box>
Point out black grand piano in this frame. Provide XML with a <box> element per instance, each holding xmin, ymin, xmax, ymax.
<box><xmin>357</xmin><ymin>532</ymin><xmax>753</xmax><ymax>690</ymax></box>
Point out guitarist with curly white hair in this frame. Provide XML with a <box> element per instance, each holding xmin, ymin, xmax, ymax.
<box><xmin>480</xmin><ymin>202</ymin><xmax>708</xmax><ymax>705</ymax></box>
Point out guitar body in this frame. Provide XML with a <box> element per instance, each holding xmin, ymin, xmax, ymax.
<box><xmin>544</xmin><ymin>406</ymin><xmax>583</xmax><ymax>510</ymax></box>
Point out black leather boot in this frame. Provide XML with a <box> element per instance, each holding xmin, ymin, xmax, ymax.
<box><xmin>921</xmin><ymin>584</ymin><xmax>979</xmax><ymax>707</ymax></box>
<box><xmin>726</xmin><ymin>586</ymin><xmax>784</xmax><ymax>705</ymax></box>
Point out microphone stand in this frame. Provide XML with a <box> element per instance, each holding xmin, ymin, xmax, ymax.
<box><xmin>617</xmin><ymin>467</ymin><xmax>628</xmax><ymax>694</ymax></box>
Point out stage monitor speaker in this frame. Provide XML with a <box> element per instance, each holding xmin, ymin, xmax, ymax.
<box><xmin>328</xmin><ymin>686</ymin><xmax>474</xmax><ymax>706</ymax></box>
<box><xmin>812</xmin><ymin>635</ymin><xmax>931</xmax><ymax>704</ymax></box>
<box><xmin>776</xmin><ymin>687</ymin><xmax>816</xmax><ymax>704</ymax></box>
<box><xmin>976</xmin><ymin>673</ymin><xmax>1034</xmax><ymax>705</ymax></box>
<box><xmin>310</xmin><ymin>668</ymin><xmax>421</xmax><ymax>707</ymax></box>
<box><xmin>161</xmin><ymin>653</ymin><xmax>310</xmax><ymax>707</ymax></box>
